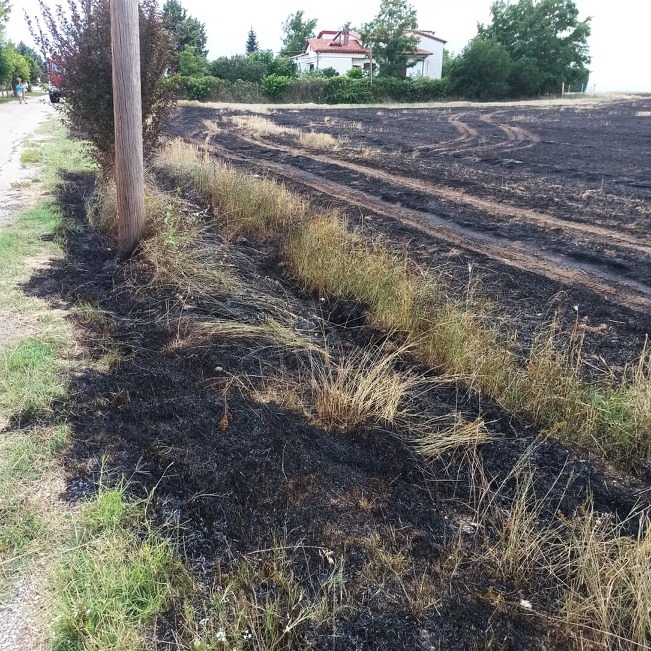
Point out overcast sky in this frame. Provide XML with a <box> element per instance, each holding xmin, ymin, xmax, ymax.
<box><xmin>7</xmin><ymin>0</ymin><xmax>651</xmax><ymax>92</ymax></box>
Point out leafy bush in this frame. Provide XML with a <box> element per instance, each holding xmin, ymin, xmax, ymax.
<box><xmin>28</xmin><ymin>0</ymin><xmax>174</xmax><ymax>172</ymax></box>
<box><xmin>321</xmin><ymin>67</ymin><xmax>339</xmax><ymax>78</ymax></box>
<box><xmin>178</xmin><ymin>75</ymin><xmax>218</xmax><ymax>100</ymax></box>
<box><xmin>261</xmin><ymin>74</ymin><xmax>293</xmax><ymax>101</ymax></box>
<box><xmin>323</xmin><ymin>77</ymin><xmax>373</xmax><ymax>104</ymax></box>
<box><xmin>209</xmin><ymin>54</ymin><xmax>268</xmax><ymax>83</ymax></box>
<box><xmin>346</xmin><ymin>68</ymin><xmax>364</xmax><ymax>79</ymax></box>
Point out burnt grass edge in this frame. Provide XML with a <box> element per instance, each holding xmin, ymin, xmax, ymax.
<box><xmin>18</xmin><ymin>169</ymin><xmax>650</xmax><ymax>650</ymax></box>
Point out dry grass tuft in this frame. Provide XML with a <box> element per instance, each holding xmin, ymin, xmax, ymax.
<box><xmin>229</xmin><ymin>115</ymin><xmax>340</xmax><ymax>150</ymax></box>
<box><xmin>462</xmin><ymin>453</ymin><xmax>651</xmax><ymax>649</ymax></box>
<box><xmin>286</xmin><ymin>214</ymin><xmax>432</xmax><ymax>333</ymax></box>
<box><xmin>138</xmin><ymin>228</ymin><xmax>238</xmax><ymax>306</ymax></box>
<box><xmin>414</xmin><ymin>415</ymin><xmax>492</xmax><ymax>461</ymax></box>
<box><xmin>309</xmin><ymin>345</ymin><xmax>425</xmax><ymax>433</ymax></box>
<box><xmin>193</xmin><ymin>317</ymin><xmax>321</xmax><ymax>355</ymax></box>
<box><xmin>561</xmin><ymin>509</ymin><xmax>651</xmax><ymax>649</ymax></box>
<box><xmin>156</xmin><ymin>140</ymin><xmax>309</xmax><ymax>238</ymax></box>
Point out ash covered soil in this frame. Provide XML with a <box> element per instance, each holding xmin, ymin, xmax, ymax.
<box><xmin>22</xmin><ymin>98</ymin><xmax>651</xmax><ymax>649</ymax></box>
<box><xmin>168</xmin><ymin>96</ymin><xmax>651</xmax><ymax>368</ymax></box>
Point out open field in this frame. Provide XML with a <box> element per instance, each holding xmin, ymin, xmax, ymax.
<box><xmin>168</xmin><ymin>95</ymin><xmax>651</xmax><ymax>369</ymax></box>
<box><xmin>7</xmin><ymin>98</ymin><xmax>651</xmax><ymax>649</ymax></box>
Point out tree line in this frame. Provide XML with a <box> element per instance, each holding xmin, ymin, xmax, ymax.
<box><xmin>0</xmin><ymin>0</ymin><xmax>44</xmax><ymax>94</ymax></box>
<box><xmin>170</xmin><ymin>0</ymin><xmax>591</xmax><ymax>102</ymax></box>
<box><xmin>18</xmin><ymin>0</ymin><xmax>591</xmax><ymax>175</ymax></box>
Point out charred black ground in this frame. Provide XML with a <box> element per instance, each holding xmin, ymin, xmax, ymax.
<box><xmin>20</xmin><ymin>97</ymin><xmax>651</xmax><ymax>650</ymax></box>
<box><xmin>167</xmin><ymin>97</ymin><xmax>651</xmax><ymax>370</ymax></box>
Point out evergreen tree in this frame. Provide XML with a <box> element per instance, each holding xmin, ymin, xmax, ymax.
<box><xmin>245</xmin><ymin>27</ymin><xmax>259</xmax><ymax>55</ymax></box>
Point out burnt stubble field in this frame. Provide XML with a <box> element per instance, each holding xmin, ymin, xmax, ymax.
<box><xmin>169</xmin><ymin>96</ymin><xmax>651</xmax><ymax>367</ymax></box>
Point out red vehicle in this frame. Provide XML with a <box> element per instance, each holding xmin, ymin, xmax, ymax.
<box><xmin>46</xmin><ymin>57</ymin><xmax>65</xmax><ymax>103</ymax></box>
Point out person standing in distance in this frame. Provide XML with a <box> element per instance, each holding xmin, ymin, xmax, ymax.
<box><xmin>15</xmin><ymin>78</ymin><xmax>25</xmax><ymax>104</ymax></box>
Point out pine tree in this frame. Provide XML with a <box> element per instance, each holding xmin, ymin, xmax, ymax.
<box><xmin>245</xmin><ymin>27</ymin><xmax>259</xmax><ymax>55</ymax></box>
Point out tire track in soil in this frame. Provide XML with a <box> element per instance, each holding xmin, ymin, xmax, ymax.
<box><xmin>200</xmin><ymin>132</ymin><xmax>651</xmax><ymax>315</ymax></box>
<box><xmin>418</xmin><ymin>111</ymin><xmax>540</xmax><ymax>158</ymax></box>
<box><xmin>228</xmin><ymin>131</ymin><xmax>651</xmax><ymax>257</ymax></box>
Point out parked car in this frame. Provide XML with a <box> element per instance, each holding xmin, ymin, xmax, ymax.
<box><xmin>46</xmin><ymin>57</ymin><xmax>64</xmax><ymax>103</ymax></box>
<box><xmin>48</xmin><ymin>84</ymin><xmax>61</xmax><ymax>103</ymax></box>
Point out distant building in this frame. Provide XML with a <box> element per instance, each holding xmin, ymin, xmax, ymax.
<box><xmin>291</xmin><ymin>29</ymin><xmax>446</xmax><ymax>79</ymax></box>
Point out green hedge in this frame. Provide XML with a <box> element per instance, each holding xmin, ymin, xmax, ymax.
<box><xmin>176</xmin><ymin>74</ymin><xmax>451</xmax><ymax>104</ymax></box>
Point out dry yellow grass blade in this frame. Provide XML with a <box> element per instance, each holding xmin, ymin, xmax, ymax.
<box><xmin>413</xmin><ymin>416</ymin><xmax>492</xmax><ymax>461</ymax></box>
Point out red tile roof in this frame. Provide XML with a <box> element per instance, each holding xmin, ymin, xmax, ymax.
<box><xmin>299</xmin><ymin>29</ymin><xmax>439</xmax><ymax>57</ymax></box>
<box><xmin>306</xmin><ymin>38</ymin><xmax>368</xmax><ymax>55</ymax></box>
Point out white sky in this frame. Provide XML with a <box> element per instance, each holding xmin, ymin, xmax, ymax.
<box><xmin>6</xmin><ymin>0</ymin><xmax>651</xmax><ymax>92</ymax></box>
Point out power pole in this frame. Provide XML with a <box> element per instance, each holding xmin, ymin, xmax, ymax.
<box><xmin>110</xmin><ymin>0</ymin><xmax>145</xmax><ymax>259</ymax></box>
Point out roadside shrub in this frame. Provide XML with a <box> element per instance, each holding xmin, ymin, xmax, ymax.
<box><xmin>177</xmin><ymin>74</ymin><xmax>218</xmax><ymax>100</ymax></box>
<box><xmin>209</xmin><ymin>54</ymin><xmax>268</xmax><ymax>83</ymax></box>
<box><xmin>261</xmin><ymin>74</ymin><xmax>293</xmax><ymax>101</ymax></box>
<box><xmin>28</xmin><ymin>0</ymin><xmax>174</xmax><ymax>173</ymax></box>
<box><xmin>321</xmin><ymin>67</ymin><xmax>339</xmax><ymax>78</ymax></box>
<box><xmin>346</xmin><ymin>68</ymin><xmax>364</xmax><ymax>79</ymax></box>
<box><xmin>323</xmin><ymin>77</ymin><xmax>372</xmax><ymax>104</ymax></box>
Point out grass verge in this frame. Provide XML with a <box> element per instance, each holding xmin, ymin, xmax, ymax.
<box><xmin>1</xmin><ymin>119</ymin><xmax>187</xmax><ymax>650</ymax></box>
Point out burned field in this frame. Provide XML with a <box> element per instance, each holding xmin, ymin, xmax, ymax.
<box><xmin>28</xmin><ymin>98</ymin><xmax>651</xmax><ymax>649</ymax></box>
<box><xmin>168</xmin><ymin>97</ymin><xmax>651</xmax><ymax>367</ymax></box>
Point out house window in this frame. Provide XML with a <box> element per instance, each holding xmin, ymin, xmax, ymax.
<box><xmin>309</xmin><ymin>63</ymin><xmax>314</xmax><ymax>71</ymax></box>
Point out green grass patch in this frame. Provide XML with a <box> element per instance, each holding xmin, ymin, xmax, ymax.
<box><xmin>0</xmin><ymin>425</ymin><xmax>71</xmax><ymax>489</ymax></box>
<box><xmin>37</xmin><ymin>119</ymin><xmax>98</xmax><ymax>189</ymax></box>
<box><xmin>0</xmin><ymin>338</ymin><xmax>66</xmax><ymax>421</ymax></box>
<box><xmin>0</xmin><ymin>202</ymin><xmax>64</xmax><ymax>281</ymax></box>
<box><xmin>0</xmin><ymin>501</ymin><xmax>44</xmax><ymax>557</ymax></box>
<box><xmin>21</xmin><ymin>147</ymin><xmax>43</xmax><ymax>165</ymax></box>
<box><xmin>51</xmin><ymin>489</ymin><xmax>188</xmax><ymax>651</ymax></box>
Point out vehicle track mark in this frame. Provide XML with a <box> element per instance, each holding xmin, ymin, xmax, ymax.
<box><xmin>225</xmin><ymin>130</ymin><xmax>651</xmax><ymax>256</ymax></box>
<box><xmin>199</xmin><ymin>132</ymin><xmax>651</xmax><ymax>314</ymax></box>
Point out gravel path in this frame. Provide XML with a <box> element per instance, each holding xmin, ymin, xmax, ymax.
<box><xmin>0</xmin><ymin>578</ymin><xmax>45</xmax><ymax>651</ymax></box>
<box><xmin>0</xmin><ymin>93</ymin><xmax>58</xmax><ymax>651</ymax></box>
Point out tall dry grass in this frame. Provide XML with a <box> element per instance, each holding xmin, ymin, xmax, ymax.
<box><xmin>483</xmin><ymin>471</ymin><xmax>651</xmax><ymax>649</ymax></box>
<box><xmin>153</xmin><ymin>140</ymin><xmax>651</xmax><ymax>470</ymax></box>
<box><xmin>157</xmin><ymin>139</ymin><xmax>309</xmax><ymax>237</ymax></box>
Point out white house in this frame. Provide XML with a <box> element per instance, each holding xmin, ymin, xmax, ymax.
<box><xmin>291</xmin><ymin>29</ymin><xmax>446</xmax><ymax>79</ymax></box>
<box><xmin>406</xmin><ymin>30</ymin><xmax>446</xmax><ymax>80</ymax></box>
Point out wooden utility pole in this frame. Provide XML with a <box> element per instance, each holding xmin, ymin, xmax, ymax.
<box><xmin>110</xmin><ymin>0</ymin><xmax>145</xmax><ymax>259</ymax></box>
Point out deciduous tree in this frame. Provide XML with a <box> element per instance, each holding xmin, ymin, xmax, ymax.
<box><xmin>479</xmin><ymin>0</ymin><xmax>590</xmax><ymax>94</ymax></box>
<box><xmin>28</xmin><ymin>0</ymin><xmax>174</xmax><ymax>171</ymax></box>
<box><xmin>280</xmin><ymin>10</ymin><xmax>316</xmax><ymax>57</ymax></box>
<box><xmin>162</xmin><ymin>0</ymin><xmax>207</xmax><ymax>73</ymax></box>
<box><xmin>361</xmin><ymin>0</ymin><xmax>418</xmax><ymax>78</ymax></box>
<box><xmin>448</xmin><ymin>36</ymin><xmax>512</xmax><ymax>99</ymax></box>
